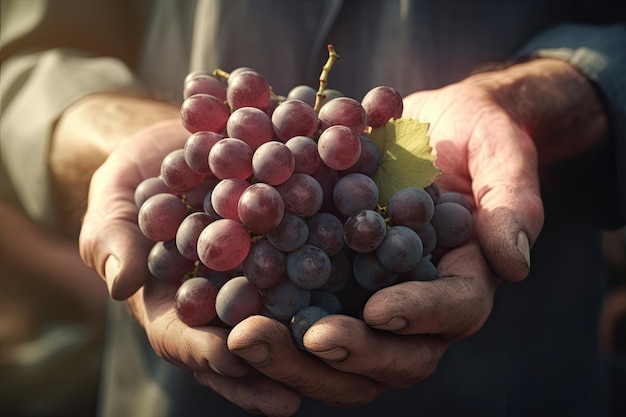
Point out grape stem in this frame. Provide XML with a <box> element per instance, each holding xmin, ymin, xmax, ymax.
<box><xmin>212</xmin><ymin>68</ymin><xmax>230</xmax><ymax>81</ymax></box>
<box><xmin>313</xmin><ymin>45</ymin><xmax>340</xmax><ymax>113</ymax></box>
<box><xmin>188</xmin><ymin>261</ymin><xmax>203</xmax><ymax>278</ymax></box>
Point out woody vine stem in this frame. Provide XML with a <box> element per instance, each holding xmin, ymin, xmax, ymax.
<box><xmin>313</xmin><ymin>44</ymin><xmax>340</xmax><ymax>113</ymax></box>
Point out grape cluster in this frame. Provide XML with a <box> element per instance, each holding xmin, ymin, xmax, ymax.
<box><xmin>135</xmin><ymin>66</ymin><xmax>473</xmax><ymax>348</ymax></box>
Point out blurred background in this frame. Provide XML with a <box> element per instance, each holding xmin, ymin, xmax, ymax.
<box><xmin>0</xmin><ymin>199</ymin><xmax>107</xmax><ymax>417</ymax></box>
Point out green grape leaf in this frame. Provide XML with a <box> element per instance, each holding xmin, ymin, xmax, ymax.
<box><xmin>370</xmin><ymin>118</ymin><xmax>441</xmax><ymax>206</ymax></box>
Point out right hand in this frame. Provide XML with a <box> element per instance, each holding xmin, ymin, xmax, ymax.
<box><xmin>78</xmin><ymin>119</ymin><xmax>385</xmax><ymax>416</ymax></box>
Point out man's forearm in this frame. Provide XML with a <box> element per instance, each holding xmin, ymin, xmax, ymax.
<box><xmin>50</xmin><ymin>93</ymin><xmax>180</xmax><ymax>236</ymax></box>
<box><xmin>472</xmin><ymin>58</ymin><xmax>608</xmax><ymax>167</ymax></box>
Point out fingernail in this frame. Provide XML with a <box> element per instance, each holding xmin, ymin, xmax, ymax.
<box><xmin>234</xmin><ymin>343</ymin><xmax>269</xmax><ymax>365</ymax></box>
<box><xmin>104</xmin><ymin>255</ymin><xmax>119</xmax><ymax>293</ymax></box>
<box><xmin>312</xmin><ymin>346</ymin><xmax>349</xmax><ymax>362</ymax></box>
<box><xmin>516</xmin><ymin>231</ymin><xmax>530</xmax><ymax>270</ymax></box>
<box><xmin>370</xmin><ymin>317</ymin><xmax>408</xmax><ymax>331</ymax></box>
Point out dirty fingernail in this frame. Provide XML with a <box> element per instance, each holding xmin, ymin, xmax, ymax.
<box><xmin>234</xmin><ymin>343</ymin><xmax>270</xmax><ymax>365</ymax></box>
<box><xmin>312</xmin><ymin>346</ymin><xmax>349</xmax><ymax>362</ymax></box>
<box><xmin>371</xmin><ymin>317</ymin><xmax>408</xmax><ymax>331</ymax></box>
<box><xmin>516</xmin><ymin>231</ymin><xmax>530</xmax><ymax>270</ymax></box>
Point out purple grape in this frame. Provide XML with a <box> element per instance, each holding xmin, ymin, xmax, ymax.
<box><xmin>311</xmin><ymin>162</ymin><xmax>339</xmax><ymax>213</ymax></box>
<box><xmin>227</xmin><ymin>107</ymin><xmax>275</xmax><ymax>150</ymax></box>
<box><xmin>343</xmin><ymin>209</ymin><xmax>387</xmax><ymax>253</ymax></box>
<box><xmin>134</xmin><ymin>177</ymin><xmax>174</xmax><ymax>209</ymax></box>
<box><xmin>175</xmin><ymin>277</ymin><xmax>218</xmax><ymax>326</ymax></box>
<box><xmin>203</xmin><ymin>190</ymin><xmax>222</xmax><ymax>220</ymax></box>
<box><xmin>285</xmin><ymin>244</ymin><xmax>332</xmax><ymax>290</ymax></box>
<box><xmin>285</xmin><ymin>135</ymin><xmax>321</xmax><ymax>175</ymax></box>
<box><xmin>424</xmin><ymin>182</ymin><xmax>441</xmax><ymax>205</ymax></box>
<box><xmin>430</xmin><ymin>202</ymin><xmax>473</xmax><ymax>248</ymax></box>
<box><xmin>175</xmin><ymin>212</ymin><xmax>215</xmax><ymax>260</ymax></box>
<box><xmin>184</xmin><ymin>73</ymin><xmax>227</xmax><ymax>101</ymax></box>
<box><xmin>416</xmin><ymin>222</ymin><xmax>437</xmax><ymax>255</ymax></box>
<box><xmin>353</xmin><ymin>251</ymin><xmax>398</xmax><ymax>291</ymax></box>
<box><xmin>227</xmin><ymin>67</ymin><xmax>256</xmax><ymax>85</ymax></box>
<box><xmin>376</xmin><ymin>225</ymin><xmax>423</xmax><ymax>273</ymax></box>
<box><xmin>387</xmin><ymin>187</ymin><xmax>435</xmax><ymax>231</ymax></box>
<box><xmin>321</xmin><ymin>250</ymin><xmax>352</xmax><ymax>292</ymax></box>
<box><xmin>215</xmin><ymin>276</ymin><xmax>263</xmax><ymax>327</ymax></box>
<box><xmin>261</xmin><ymin>278</ymin><xmax>311</xmax><ymax>321</ymax></box>
<box><xmin>237</xmin><ymin>183</ymin><xmax>285</xmax><ymax>235</ymax></box>
<box><xmin>183</xmin><ymin>131</ymin><xmax>223</xmax><ymax>176</ymax></box>
<box><xmin>286</xmin><ymin>85</ymin><xmax>317</xmax><ymax>107</ymax></box>
<box><xmin>317</xmin><ymin>125</ymin><xmax>362</xmax><ymax>171</ymax></box>
<box><xmin>196</xmin><ymin>266</ymin><xmax>233</xmax><ymax>290</ymax></box>
<box><xmin>333</xmin><ymin>173</ymin><xmax>379</xmax><ymax>217</ymax></box>
<box><xmin>340</xmin><ymin>135</ymin><xmax>381</xmax><ymax>176</ymax></box>
<box><xmin>318</xmin><ymin>96</ymin><xmax>368</xmax><ymax>136</ymax></box>
<box><xmin>397</xmin><ymin>257</ymin><xmax>438</xmax><ymax>282</ymax></box>
<box><xmin>180</xmin><ymin>93</ymin><xmax>230</xmax><ymax>133</ymax></box>
<box><xmin>276</xmin><ymin>173</ymin><xmax>323</xmax><ymax>218</ymax></box>
<box><xmin>147</xmin><ymin>240</ymin><xmax>195</xmax><ymax>282</ymax></box>
<box><xmin>266</xmin><ymin>212</ymin><xmax>309</xmax><ymax>252</ymax></box>
<box><xmin>184</xmin><ymin>177</ymin><xmax>220</xmax><ymax>211</ymax></box>
<box><xmin>160</xmin><ymin>148</ymin><xmax>205</xmax><ymax>192</ymax></box>
<box><xmin>197</xmin><ymin>219</ymin><xmax>251</xmax><ymax>272</ymax></box>
<box><xmin>306</xmin><ymin>212</ymin><xmax>344</xmax><ymax>256</ymax></box>
<box><xmin>310</xmin><ymin>290</ymin><xmax>342</xmax><ymax>314</ymax></box>
<box><xmin>227</xmin><ymin>70</ymin><xmax>271</xmax><ymax>111</ymax></box>
<box><xmin>361</xmin><ymin>85</ymin><xmax>403</xmax><ymax>128</ymax></box>
<box><xmin>211</xmin><ymin>178</ymin><xmax>249</xmax><ymax>222</ymax></box>
<box><xmin>319</xmin><ymin>88</ymin><xmax>344</xmax><ymax>107</ymax></box>
<box><xmin>252</xmin><ymin>141</ymin><xmax>295</xmax><ymax>185</ymax></box>
<box><xmin>290</xmin><ymin>305</ymin><xmax>330</xmax><ymax>350</ymax></box>
<box><xmin>242</xmin><ymin>238</ymin><xmax>286</xmax><ymax>289</ymax></box>
<box><xmin>138</xmin><ymin>193</ymin><xmax>188</xmax><ymax>242</ymax></box>
<box><xmin>438</xmin><ymin>191</ymin><xmax>472</xmax><ymax>212</ymax></box>
<box><xmin>271</xmin><ymin>99</ymin><xmax>318</xmax><ymax>141</ymax></box>
<box><xmin>208</xmin><ymin>138</ymin><xmax>253</xmax><ymax>180</ymax></box>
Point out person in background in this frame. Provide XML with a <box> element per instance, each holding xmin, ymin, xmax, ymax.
<box><xmin>1</xmin><ymin>1</ymin><xmax>625</xmax><ymax>416</ymax></box>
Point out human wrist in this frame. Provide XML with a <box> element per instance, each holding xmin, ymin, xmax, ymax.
<box><xmin>49</xmin><ymin>93</ymin><xmax>180</xmax><ymax>236</ymax></box>
<box><xmin>470</xmin><ymin>58</ymin><xmax>608</xmax><ymax>167</ymax></box>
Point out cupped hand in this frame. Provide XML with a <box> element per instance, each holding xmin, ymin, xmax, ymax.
<box><xmin>79</xmin><ymin>119</ymin><xmax>188</xmax><ymax>299</ymax></box>
<box><xmin>136</xmin><ymin>276</ymin><xmax>303</xmax><ymax>416</ymax></box>
<box><xmin>402</xmin><ymin>75</ymin><xmax>545</xmax><ymax>282</ymax></box>
<box><xmin>300</xmin><ymin>240</ymin><xmax>497</xmax><ymax>388</ymax></box>
<box><xmin>227</xmin><ymin>71</ymin><xmax>548</xmax><ymax>400</ymax></box>
<box><xmin>78</xmin><ymin>119</ymin><xmax>304</xmax><ymax>416</ymax></box>
<box><xmin>78</xmin><ymin>118</ymin><xmax>386</xmax><ymax>415</ymax></box>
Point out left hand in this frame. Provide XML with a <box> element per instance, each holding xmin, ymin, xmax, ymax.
<box><xmin>229</xmin><ymin>240</ymin><xmax>497</xmax><ymax>392</ymax></box>
<box><xmin>230</xmin><ymin>59</ymin><xmax>573</xmax><ymax>397</ymax></box>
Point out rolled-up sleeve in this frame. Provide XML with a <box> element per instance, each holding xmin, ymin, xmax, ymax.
<box><xmin>0</xmin><ymin>49</ymin><xmax>142</xmax><ymax>227</ymax></box>
<box><xmin>517</xmin><ymin>23</ymin><xmax>626</xmax><ymax>226</ymax></box>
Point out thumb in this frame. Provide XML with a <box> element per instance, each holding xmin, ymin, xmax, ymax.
<box><xmin>469</xmin><ymin>116</ymin><xmax>544</xmax><ymax>282</ymax></box>
<box><xmin>79</xmin><ymin>164</ymin><xmax>154</xmax><ymax>300</ymax></box>
<box><xmin>79</xmin><ymin>119</ymin><xmax>189</xmax><ymax>299</ymax></box>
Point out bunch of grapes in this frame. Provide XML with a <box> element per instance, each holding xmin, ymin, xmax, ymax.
<box><xmin>135</xmin><ymin>51</ymin><xmax>473</xmax><ymax>348</ymax></box>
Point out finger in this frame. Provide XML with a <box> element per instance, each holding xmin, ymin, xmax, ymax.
<box><xmin>138</xmin><ymin>278</ymin><xmax>250</xmax><ymax>377</ymax></box>
<box><xmin>304</xmin><ymin>314</ymin><xmax>447</xmax><ymax>388</ymax></box>
<box><xmin>195</xmin><ymin>370</ymin><xmax>301</xmax><ymax>417</ymax></box>
<box><xmin>228</xmin><ymin>315</ymin><xmax>387</xmax><ymax>408</ymax></box>
<box><xmin>79</xmin><ymin>119</ymin><xmax>188</xmax><ymax>299</ymax></box>
<box><xmin>468</xmin><ymin>115</ymin><xmax>544</xmax><ymax>282</ymax></box>
<box><xmin>363</xmin><ymin>242</ymin><xmax>497</xmax><ymax>339</ymax></box>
